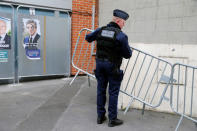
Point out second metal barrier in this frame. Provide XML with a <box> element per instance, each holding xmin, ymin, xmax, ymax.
<box><xmin>170</xmin><ymin>63</ymin><xmax>197</xmax><ymax>131</ymax></box>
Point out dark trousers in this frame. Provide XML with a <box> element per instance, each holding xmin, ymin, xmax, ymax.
<box><xmin>94</xmin><ymin>59</ymin><xmax>123</xmax><ymax>120</ymax></box>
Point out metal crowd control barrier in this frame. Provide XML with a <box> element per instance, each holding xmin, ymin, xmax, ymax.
<box><xmin>70</xmin><ymin>28</ymin><xmax>197</xmax><ymax>130</ymax></box>
<box><xmin>121</xmin><ymin>47</ymin><xmax>172</xmax><ymax>114</ymax></box>
<box><xmin>170</xmin><ymin>63</ymin><xmax>197</xmax><ymax>131</ymax></box>
<box><xmin>70</xmin><ymin>28</ymin><xmax>172</xmax><ymax>114</ymax></box>
<box><xmin>70</xmin><ymin>28</ymin><xmax>96</xmax><ymax>85</ymax></box>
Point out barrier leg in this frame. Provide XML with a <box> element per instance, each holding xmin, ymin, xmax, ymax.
<box><xmin>175</xmin><ymin>115</ymin><xmax>184</xmax><ymax>131</ymax></box>
<box><xmin>69</xmin><ymin>70</ymin><xmax>80</xmax><ymax>85</ymax></box>
<box><xmin>88</xmin><ymin>75</ymin><xmax>91</xmax><ymax>88</ymax></box>
<box><xmin>142</xmin><ymin>103</ymin><xmax>146</xmax><ymax>115</ymax></box>
<box><xmin>124</xmin><ymin>98</ymin><xmax>134</xmax><ymax>115</ymax></box>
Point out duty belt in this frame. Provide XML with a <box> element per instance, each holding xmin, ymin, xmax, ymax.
<box><xmin>96</xmin><ymin>57</ymin><xmax>110</xmax><ymax>62</ymax></box>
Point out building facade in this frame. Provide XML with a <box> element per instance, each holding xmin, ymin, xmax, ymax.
<box><xmin>99</xmin><ymin>0</ymin><xmax>197</xmax><ymax>115</ymax></box>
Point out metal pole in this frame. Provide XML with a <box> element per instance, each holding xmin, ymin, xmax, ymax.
<box><xmin>175</xmin><ymin>115</ymin><xmax>184</xmax><ymax>131</ymax></box>
<box><xmin>91</xmin><ymin>5</ymin><xmax>95</xmax><ymax>55</ymax></box>
<box><xmin>124</xmin><ymin>97</ymin><xmax>134</xmax><ymax>115</ymax></box>
<box><xmin>14</xmin><ymin>5</ymin><xmax>19</xmax><ymax>84</ymax></box>
<box><xmin>92</xmin><ymin>5</ymin><xmax>95</xmax><ymax>30</ymax></box>
<box><xmin>69</xmin><ymin>70</ymin><xmax>80</xmax><ymax>85</ymax></box>
<box><xmin>142</xmin><ymin>103</ymin><xmax>146</xmax><ymax>115</ymax></box>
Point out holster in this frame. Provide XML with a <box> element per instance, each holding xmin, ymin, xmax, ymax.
<box><xmin>112</xmin><ymin>67</ymin><xmax>123</xmax><ymax>81</ymax></box>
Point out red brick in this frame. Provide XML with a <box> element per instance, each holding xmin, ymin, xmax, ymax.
<box><xmin>71</xmin><ymin>0</ymin><xmax>99</xmax><ymax>75</ymax></box>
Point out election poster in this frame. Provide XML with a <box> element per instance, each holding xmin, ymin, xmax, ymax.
<box><xmin>0</xmin><ymin>17</ymin><xmax>11</xmax><ymax>50</ymax></box>
<box><xmin>23</xmin><ymin>18</ymin><xmax>41</xmax><ymax>60</ymax></box>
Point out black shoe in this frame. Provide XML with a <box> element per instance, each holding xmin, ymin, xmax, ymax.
<box><xmin>97</xmin><ymin>116</ymin><xmax>107</xmax><ymax>124</ymax></box>
<box><xmin>108</xmin><ymin>118</ymin><xmax>123</xmax><ymax>127</ymax></box>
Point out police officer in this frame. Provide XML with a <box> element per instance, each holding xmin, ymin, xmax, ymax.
<box><xmin>85</xmin><ymin>9</ymin><xmax>132</xmax><ymax>127</ymax></box>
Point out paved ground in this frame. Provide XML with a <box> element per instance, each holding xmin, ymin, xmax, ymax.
<box><xmin>0</xmin><ymin>76</ymin><xmax>196</xmax><ymax>131</ymax></box>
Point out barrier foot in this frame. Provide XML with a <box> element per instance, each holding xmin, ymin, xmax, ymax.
<box><xmin>124</xmin><ymin>98</ymin><xmax>134</xmax><ymax>115</ymax></box>
<box><xmin>175</xmin><ymin>115</ymin><xmax>184</xmax><ymax>131</ymax></box>
<box><xmin>88</xmin><ymin>75</ymin><xmax>91</xmax><ymax>87</ymax></box>
<box><xmin>142</xmin><ymin>103</ymin><xmax>145</xmax><ymax>115</ymax></box>
<box><xmin>69</xmin><ymin>70</ymin><xmax>80</xmax><ymax>86</ymax></box>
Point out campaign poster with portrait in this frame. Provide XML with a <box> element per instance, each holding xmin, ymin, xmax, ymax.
<box><xmin>0</xmin><ymin>17</ymin><xmax>11</xmax><ymax>50</ymax></box>
<box><xmin>23</xmin><ymin>18</ymin><xmax>41</xmax><ymax>60</ymax></box>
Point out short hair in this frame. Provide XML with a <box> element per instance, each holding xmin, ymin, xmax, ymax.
<box><xmin>26</xmin><ymin>19</ymin><xmax>37</xmax><ymax>29</ymax></box>
<box><xmin>112</xmin><ymin>16</ymin><xmax>124</xmax><ymax>23</ymax></box>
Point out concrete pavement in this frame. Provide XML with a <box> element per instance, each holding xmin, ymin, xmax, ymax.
<box><xmin>0</xmin><ymin>76</ymin><xmax>196</xmax><ymax>131</ymax></box>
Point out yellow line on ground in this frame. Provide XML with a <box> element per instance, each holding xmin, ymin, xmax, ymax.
<box><xmin>43</xmin><ymin>16</ymin><xmax>46</xmax><ymax>74</ymax></box>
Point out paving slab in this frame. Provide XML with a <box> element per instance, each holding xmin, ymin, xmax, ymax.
<box><xmin>53</xmin><ymin>77</ymin><xmax>197</xmax><ymax>131</ymax></box>
<box><xmin>0</xmin><ymin>76</ymin><xmax>196</xmax><ymax>131</ymax></box>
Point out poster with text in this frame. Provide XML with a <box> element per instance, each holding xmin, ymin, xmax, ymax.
<box><xmin>0</xmin><ymin>17</ymin><xmax>11</xmax><ymax>49</ymax></box>
<box><xmin>0</xmin><ymin>51</ymin><xmax>8</xmax><ymax>62</ymax></box>
<box><xmin>23</xmin><ymin>18</ymin><xmax>41</xmax><ymax>60</ymax></box>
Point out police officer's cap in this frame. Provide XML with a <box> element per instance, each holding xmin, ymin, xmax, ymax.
<box><xmin>113</xmin><ymin>9</ymin><xmax>129</xmax><ymax>20</ymax></box>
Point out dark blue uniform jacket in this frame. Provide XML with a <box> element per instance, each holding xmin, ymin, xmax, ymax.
<box><xmin>85</xmin><ymin>22</ymin><xmax>132</xmax><ymax>59</ymax></box>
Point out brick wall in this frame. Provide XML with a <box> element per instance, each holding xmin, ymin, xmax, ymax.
<box><xmin>71</xmin><ymin>0</ymin><xmax>99</xmax><ymax>75</ymax></box>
